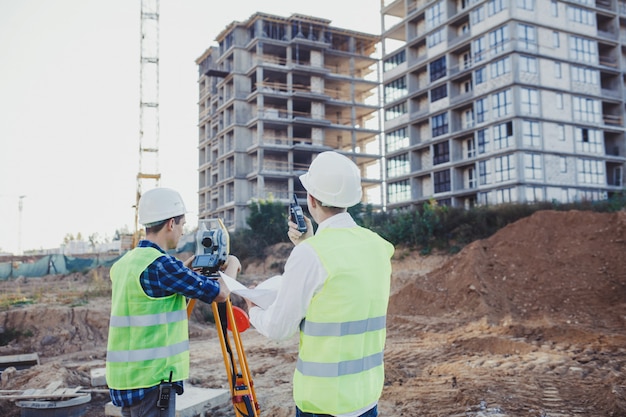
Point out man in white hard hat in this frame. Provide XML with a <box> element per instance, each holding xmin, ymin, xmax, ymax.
<box><xmin>248</xmin><ymin>151</ymin><xmax>394</xmax><ymax>417</ymax></box>
<box><xmin>106</xmin><ymin>187</ymin><xmax>239</xmax><ymax>417</ymax></box>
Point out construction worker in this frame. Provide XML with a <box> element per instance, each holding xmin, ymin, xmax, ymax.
<box><xmin>248</xmin><ymin>151</ymin><xmax>394</xmax><ymax>417</ymax></box>
<box><xmin>106</xmin><ymin>187</ymin><xmax>238</xmax><ymax>417</ymax></box>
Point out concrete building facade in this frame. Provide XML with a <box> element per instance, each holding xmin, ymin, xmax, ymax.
<box><xmin>196</xmin><ymin>12</ymin><xmax>382</xmax><ymax>229</ymax></box>
<box><xmin>381</xmin><ymin>0</ymin><xmax>626</xmax><ymax>210</ymax></box>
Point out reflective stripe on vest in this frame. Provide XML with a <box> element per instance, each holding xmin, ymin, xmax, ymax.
<box><xmin>293</xmin><ymin>225</ymin><xmax>394</xmax><ymax>415</ymax></box>
<box><xmin>106</xmin><ymin>339</ymin><xmax>189</xmax><ymax>363</ymax></box>
<box><xmin>109</xmin><ymin>309</ymin><xmax>188</xmax><ymax>328</ymax></box>
<box><xmin>301</xmin><ymin>315</ymin><xmax>386</xmax><ymax>338</ymax></box>
<box><xmin>106</xmin><ymin>247</ymin><xmax>189</xmax><ymax>390</ymax></box>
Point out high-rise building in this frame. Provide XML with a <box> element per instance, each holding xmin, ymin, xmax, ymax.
<box><xmin>381</xmin><ymin>0</ymin><xmax>626</xmax><ymax>210</ymax></box>
<box><xmin>196</xmin><ymin>12</ymin><xmax>381</xmax><ymax>229</ymax></box>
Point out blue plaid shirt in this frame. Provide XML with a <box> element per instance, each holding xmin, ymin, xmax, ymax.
<box><xmin>109</xmin><ymin>240</ymin><xmax>220</xmax><ymax>407</ymax></box>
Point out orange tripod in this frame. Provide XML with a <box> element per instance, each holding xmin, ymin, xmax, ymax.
<box><xmin>187</xmin><ymin>297</ymin><xmax>259</xmax><ymax>417</ymax></box>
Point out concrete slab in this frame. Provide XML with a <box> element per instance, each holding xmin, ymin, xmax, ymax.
<box><xmin>104</xmin><ymin>386</ymin><xmax>230</xmax><ymax>417</ymax></box>
<box><xmin>90</xmin><ymin>367</ymin><xmax>106</xmax><ymax>387</ymax></box>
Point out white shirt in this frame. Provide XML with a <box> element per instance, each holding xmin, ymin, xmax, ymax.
<box><xmin>248</xmin><ymin>212</ymin><xmax>377</xmax><ymax>417</ymax></box>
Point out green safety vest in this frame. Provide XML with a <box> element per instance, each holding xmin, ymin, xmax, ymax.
<box><xmin>294</xmin><ymin>226</ymin><xmax>394</xmax><ymax>415</ymax></box>
<box><xmin>106</xmin><ymin>247</ymin><xmax>189</xmax><ymax>390</ymax></box>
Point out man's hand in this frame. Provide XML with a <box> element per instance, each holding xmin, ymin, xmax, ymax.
<box><xmin>183</xmin><ymin>255</ymin><xmax>196</xmax><ymax>269</ymax></box>
<box><xmin>287</xmin><ymin>216</ymin><xmax>313</xmax><ymax>245</ymax></box>
<box><xmin>221</xmin><ymin>255</ymin><xmax>241</xmax><ymax>277</ymax></box>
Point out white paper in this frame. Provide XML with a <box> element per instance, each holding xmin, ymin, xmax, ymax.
<box><xmin>219</xmin><ymin>272</ymin><xmax>282</xmax><ymax>310</ymax></box>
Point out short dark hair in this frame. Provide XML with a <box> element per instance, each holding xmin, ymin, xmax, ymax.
<box><xmin>146</xmin><ymin>214</ymin><xmax>184</xmax><ymax>234</ymax></box>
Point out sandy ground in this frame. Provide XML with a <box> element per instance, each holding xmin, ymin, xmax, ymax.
<box><xmin>0</xmin><ymin>209</ymin><xmax>624</xmax><ymax>417</ymax></box>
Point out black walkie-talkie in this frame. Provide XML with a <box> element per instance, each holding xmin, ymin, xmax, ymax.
<box><xmin>157</xmin><ymin>371</ymin><xmax>173</xmax><ymax>410</ymax></box>
<box><xmin>290</xmin><ymin>194</ymin><xmax>308</xmax><ymax>233</ymax></box>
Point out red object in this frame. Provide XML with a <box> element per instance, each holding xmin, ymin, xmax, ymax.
<box><xmin>227</xmin><ymin>305</ymin><xmax>250</xmax><ymax>332</ymax></box>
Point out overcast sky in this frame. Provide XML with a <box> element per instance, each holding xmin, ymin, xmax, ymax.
<box><xmin>0</xmin><ymin>0</ymin><xmax>382</xmax><ymax>254</ymax></box>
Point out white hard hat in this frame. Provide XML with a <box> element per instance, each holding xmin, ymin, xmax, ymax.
<box><xmin>299</xmin><ymin>151</ymin><xmax>362</xmax><ymax>208</ymax></box>
<box><xmin>138</xmin><ymin>187</ymin><xmax>187</xmax><ymax>226</ymax></box>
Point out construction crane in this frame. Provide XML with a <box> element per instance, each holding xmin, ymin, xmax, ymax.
<box><xmin>133</xmin><ymin>0</ymin><xmax>162</xmax><ymax>247</ymax></box>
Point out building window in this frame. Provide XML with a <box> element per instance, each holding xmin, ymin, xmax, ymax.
<box><xmin>488</xmin><ymin>0</ymin><xmax>506</xmax><ymax>16</ymax></box>
<box><xmin>495</xmin><ymin>154</ymin><xmax>515</xmax><ymax>182</ymax></box>
<box><xmin>522</xmin><ymin>120</ymin><xmax>540</xmax><ymax>147</ymax></box>
<box><xmin>427</xmin><ymin>28</ymin><xmax>445</xmax><ymax>47</ymax></box>
<box><xmin>517</xmin><ymin>24</ymin><xmax>536</xmax><ymax>51</ymax></box>
<box><xmin>476</xmin><ymin>97</ymin><xmax>488</xmax><ymax>123</ymax></box>
<box><xmin>386</xmin><ymin>127</ymin><xmax>409</xmax><ymax>153</ymax></box>
<box><xmin>471</xmin><ymin>5</ymin><xmax>485</xmax><ymax>24</ymax></box>
<box><xmin>465</xmin><ymin>109</ymin><xmax>475</xmax><ymax>128</ymax></box>
<box><xmin>473</xmin><ymin>36</ymin><xmax>486</xmax><ymax>63</ymax></box>
<box><xmin>558</xmin><ymin>124</ymin><xmax>565</xmax><ymax>141</ymax></box>
<box><xmin>431</xmin><ymin>112</ymin><xmax>449</xmax><ymax>137</ymax></box>
<box><xmin>525</xmin><ymin>153</ymin><xmax>543</xmax><ymax>180</ymax></box>
<box><xmin>520</xmin><ymin>88</ymin><xmax>539</xmax><ymax>115</ymax></box>
<box><xmin>573</xmin><ymin>96</ymin><xmax>600</xmax><ymax>123</ymax></box>
<box><xmin>433</xmin><ymin>141</ymin><xmax>450</xmax><ymax>165</ymax></box>
<box><xmin>479</xmin><ymin>160</ymin><xmax>490</xmax><ymax>185</ymax></box>
<box><xmin>571</xmin><ymin>66</ymin><xmax>598</xmax><ymax>85</ymax></box>
<box><xmin>553</xmin><ymin>32</ymin><xmax>560</xmax><ymax>48</ymax></box>
<box><xmin>384</xmin><ymin>77</ymin><xmax>407</xmax><ymax>104</ymax></box>
<box><xmin>495</xmin><ymin>187</ymin><xmax>514</xmax><ymax>203</ymax></box>
<box><xmin>384</xmin><ymin>50</ymin><xmax>406</xmax><ymax>72</ymax></box>
<box><xmin>489</xmin><ymin>25</ymin><xmax>509</xmax><ymax>55</ymax></box>
<box><xmin>491</xmin><ymin>56</ymin><xmax>511</xmax><ymax>78</ymax></box>
<box><xmin>517</xmin><ymin>0</ymin><xmax>534</xmax><ymax>10</ymax></box>
<box><xmin>385</xmin><ymin>102</ymin><xmax>407</xmax><ymax>120</ymax></box>
<box><xmin>575</xmin><ymin>127</ymin><xmax>603</xmax><ymax>154</ymax></box>
<box><xmin>430</xmin><ymin>84</ymin><xmax>448</xmax><ymax>102</ymax></box>
<box><xmin>467</xmin><ymin>137</ymin><xmax>476</xmax><ymax>158</ymax></box>
<box><xmin>387</xmin><ymin>154</ymin><xmax>410</xmax><ymax>178</ymax></box>
<box><xmin>475</xmin><ymin>67</ymin><xmax>486</xmax><ymax>84</ymax></box>
<box><xmin>556</xmin><ymin>93</ymin><xmax>563</xmax><ymax>109</ymax></box>
<box><xmin>551</xmin><ymin>0</ymin><xmax>558</xmax><ymax>16</ymax></box>
<box><xmin>519</xmin><ymin>55</ymin><xmax>537</xmax><ymax>73</ymax></box>
<box><xmin>526</xmin><ymin>186</ymin><xmax>543</xmax><ymax>202</ymax></box>
<box><xmin>477</xmin><ymin>128</ymin><xmax>489</xmax><ymax>154</ymax></box>
<box><xmin>430</xmin><ymin>56</ymin><xmax>447</xmax><ymax>82</ymax></box>
<box><xmin>492</xmin><ymin>89</ymin><xmax>512</xmax><ymax>118</ymax></box>
<box><xmin>434</xmin><ymin>169</ymin><xmax>451</xmax><ymax>193</ymax></box>
<box><xmin>388</xmin><ymin>180</ymin><xmax>411</xmax><ymax>204</ymax></box>
<box><xmin>567</xmin><ymin>5</ymin><xmax>594</xmax><ymax>25</ymax></box>
<box><xmin>426</xmin><ymin>1</ymin><xmax>445</xmax><ymax>29</ymax></box>
<box><xmin>554</xmin><ymin>62</ymin><xmax>562</xmax><ymax>78</ymax></box>
<box><xmin>569</xmin><ymin>36</ymin><xmax>596</xmax><ymax>64</ymax></box>
<box><xmin>468</xmin><ymin>166</ymin><xmax>477</xmax><ymax>188</ymax></box>
<box><xmin>577</xmin><ymin>158</ymin><xmax>604</xmax><ymax>185</ymax></box>
<box><xmin>560</xmin><ymin>156</ymin><xmax>567</xmax><ymax>172</ymax></box>
<box><xmin>493</xmin><ymin>121</ymin><xmax>513</xmax><ymax>149</ymax></box>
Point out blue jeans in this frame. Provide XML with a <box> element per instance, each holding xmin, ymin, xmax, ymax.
<box><xmin>296</xmin><ymin>405</ymin><xmax>378</xmax><ymax>417</ymax></box>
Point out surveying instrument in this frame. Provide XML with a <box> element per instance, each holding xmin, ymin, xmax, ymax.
<box><xmin>186</xmin><ymin>219</ymin><xmax>260</xmax><ymax>417</ymax></box>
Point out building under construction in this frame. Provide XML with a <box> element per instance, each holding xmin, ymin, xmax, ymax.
<box><xmin>196</xmin><ymin>12</ymin><xmax>381</xmax><ymax>229</ymax></box>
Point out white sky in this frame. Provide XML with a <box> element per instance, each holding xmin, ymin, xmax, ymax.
<box><xmin>0</xmin><ymin>0</ymin><xmax>382</xmax><ymax>254</ymax></box>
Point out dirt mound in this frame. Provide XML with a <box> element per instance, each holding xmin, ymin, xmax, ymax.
<box><xmin>389</xmin><ymin>210</ymin><xmax>626</xmax><ymax>324</ymax></box>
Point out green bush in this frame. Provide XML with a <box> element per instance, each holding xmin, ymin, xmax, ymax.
<box><xmin>231</xmin><ymin>191</ymin><xmax>626</xmax><ymax>263</ymax></box>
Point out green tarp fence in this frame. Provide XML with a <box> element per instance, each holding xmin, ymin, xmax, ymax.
<box><xmin>0</xmin><ymin>239</ymin><xmax>196</xmax><ymax>280</ymax></box>
<box><xmin>0</xmin><ymin>254</ymin><xmax>122</xmax><ymax>280</ymax></box>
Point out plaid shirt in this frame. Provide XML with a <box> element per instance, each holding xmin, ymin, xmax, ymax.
<box><xmin>109</xmin><ymin>240</ymin><xmax>220</xmax><ymax>407</ymax></box>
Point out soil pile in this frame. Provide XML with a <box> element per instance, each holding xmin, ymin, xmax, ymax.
<box><xmin>0</xmin><ymin>209</ymin><xmax>624</xmax><ymax>416</ymax></box>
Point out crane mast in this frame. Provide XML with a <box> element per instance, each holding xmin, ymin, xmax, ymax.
<box><xmin>134</xmin><ymin>0</ymin><xmax>161</xmax><ymax>247</ymax></box>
